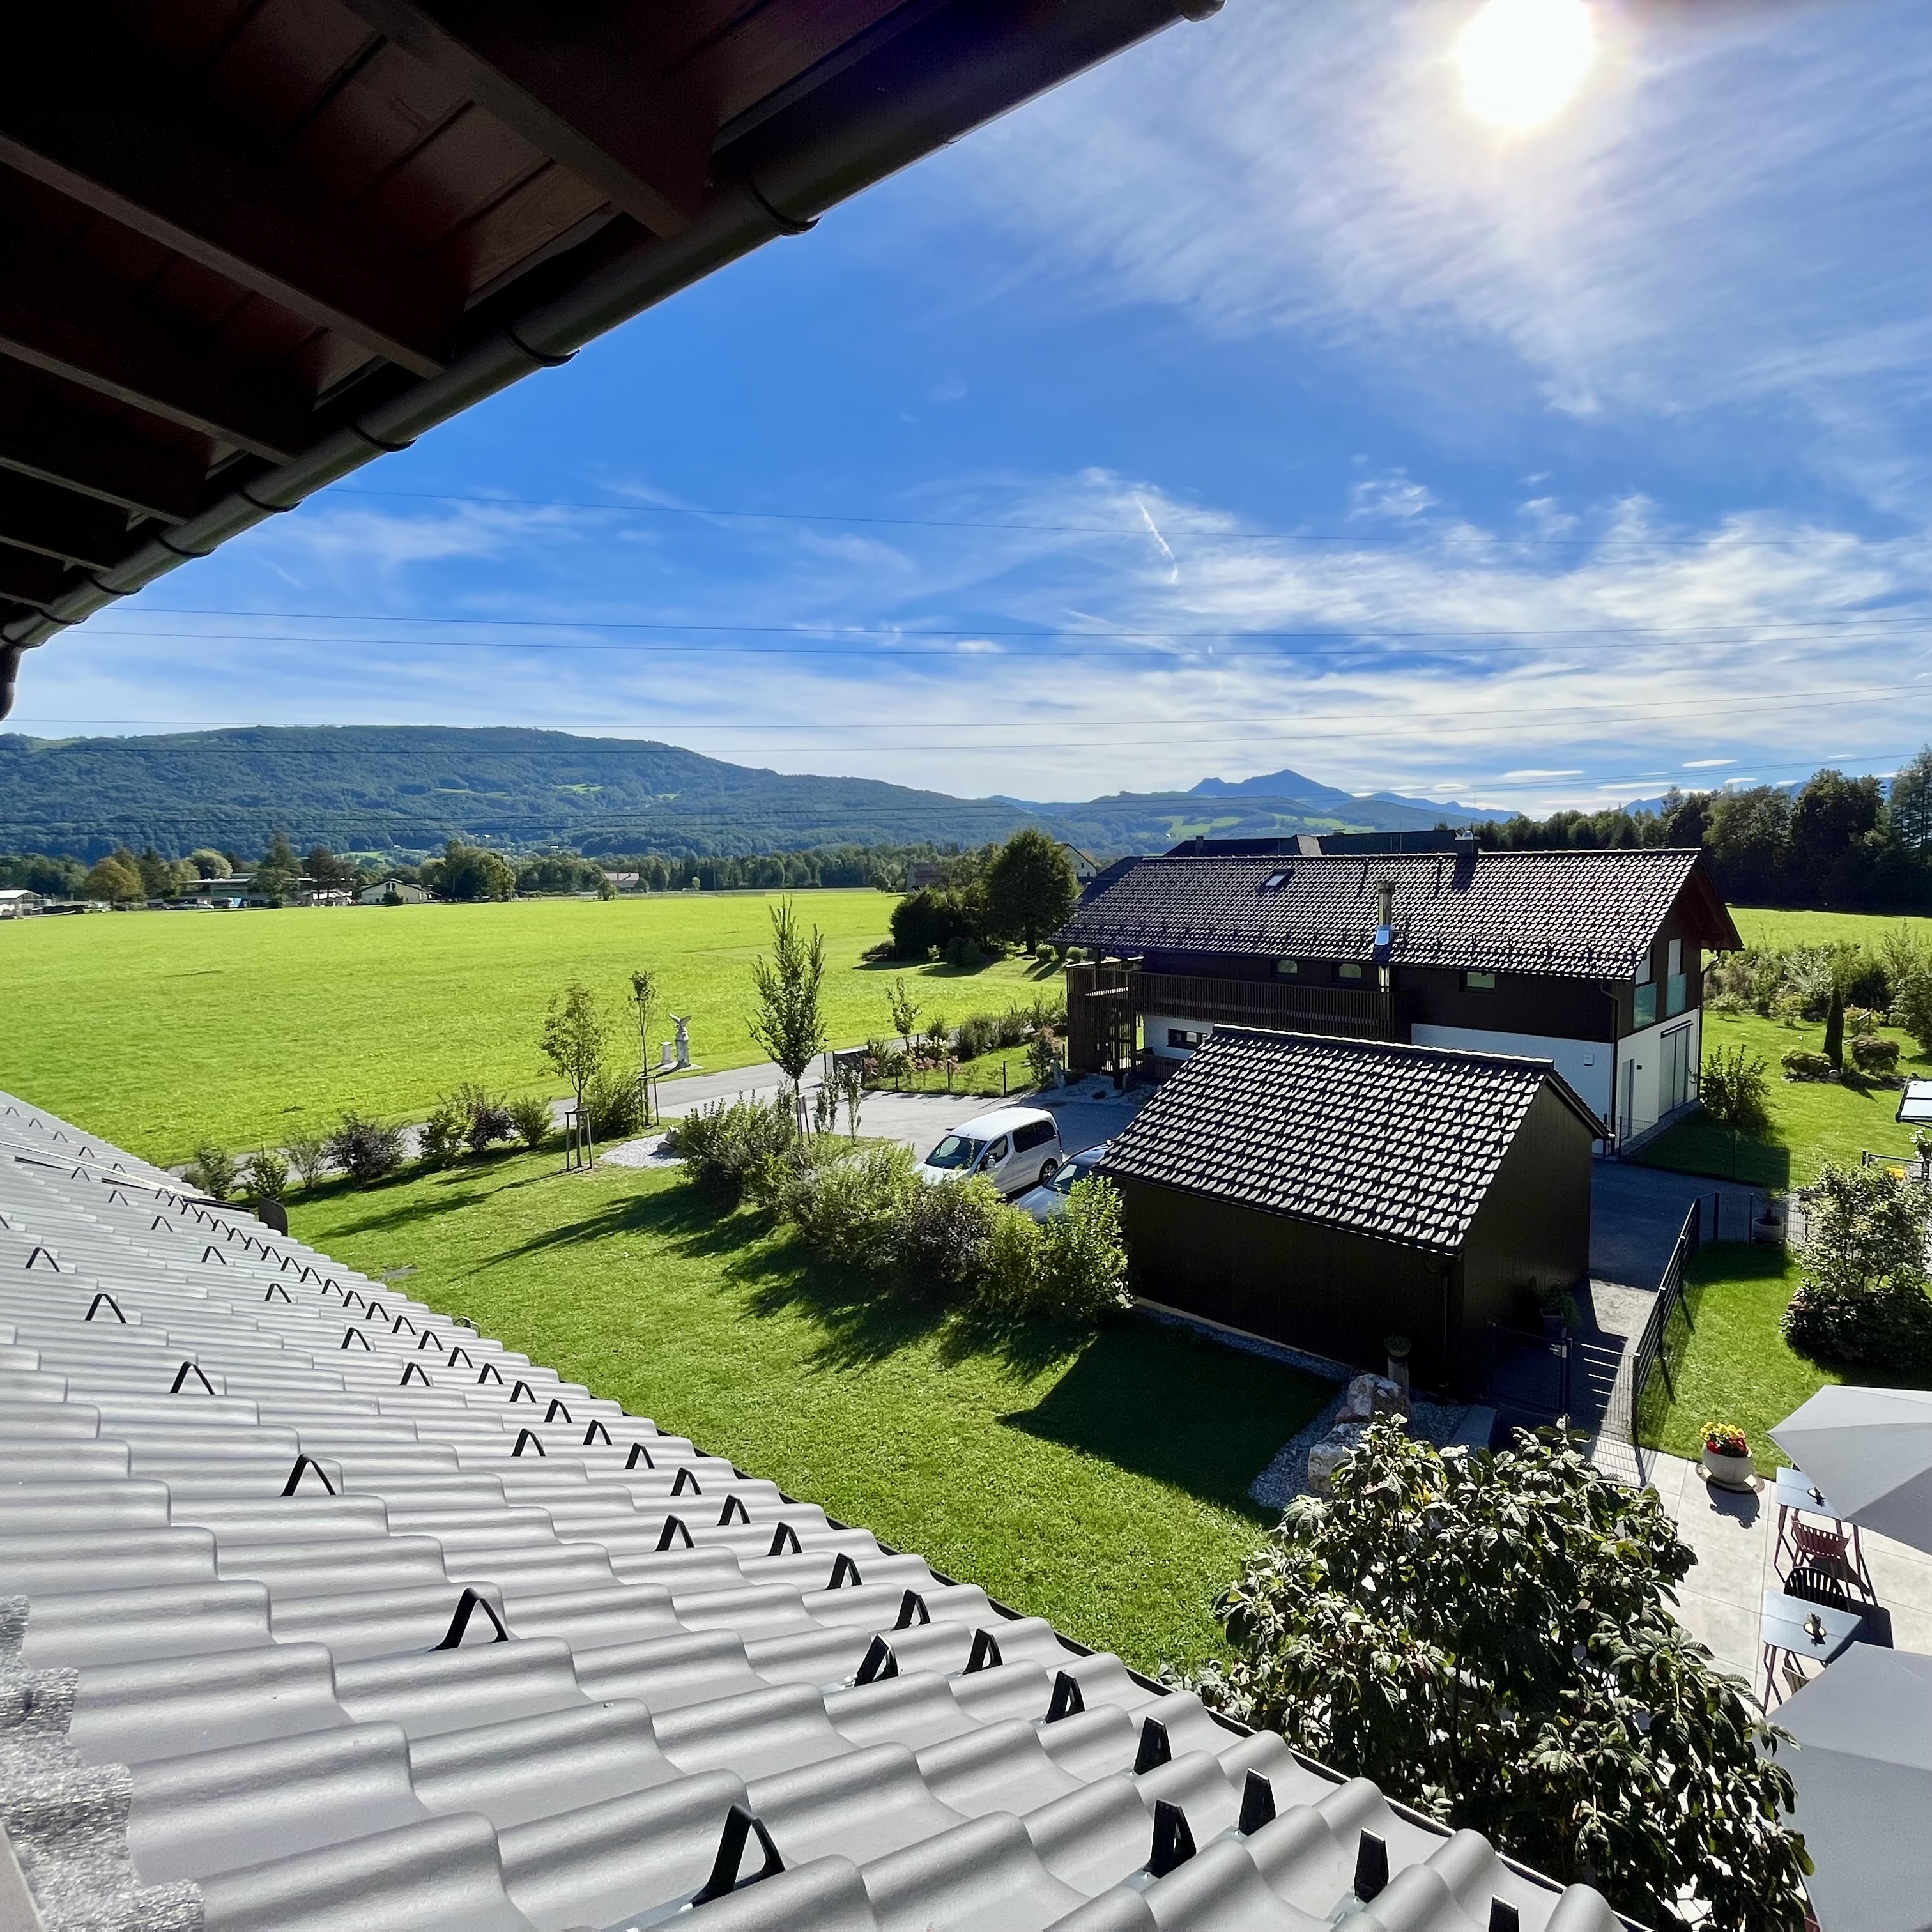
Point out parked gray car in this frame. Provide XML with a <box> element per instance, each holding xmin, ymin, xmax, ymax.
<box><xmin>1015</xmin><ymin>1140</ymin><xmax>1112</xmax><ymax>1220</ymax></box>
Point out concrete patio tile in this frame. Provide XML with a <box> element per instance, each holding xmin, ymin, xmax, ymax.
<box><xmin>1640</xmin><ymin>1452</ymin><xmax>1689</xmax><ymax>1508</ymax></box>
<box><xmin>1880</xmin><ymin>1606</ymin><xmax>1932</xmax><ymax>1655</ymax></box>
<box><xmin>1859</xmin><ymin>1533</ymin><xmax>1932</xmax><ymax>1612</ymax></box>
<box><xmin>1673</xmin><ymin>1590</ymin><xmax>1761</xmax><ymax>1682</ymax></box>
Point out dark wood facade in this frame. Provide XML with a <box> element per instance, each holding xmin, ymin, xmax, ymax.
<box><xmin>1116</xmin><ymin>1080</ymin><xmax>1597</xmax><ymax>1395</ymax></box>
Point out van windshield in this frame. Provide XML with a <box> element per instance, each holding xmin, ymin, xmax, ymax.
<box><xmin>925</xmin><ymin>1134</ymin><xmax>985</xmax><ymax>1171</ymax></box>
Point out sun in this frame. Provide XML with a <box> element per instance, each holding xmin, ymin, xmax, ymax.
<box><xmin>1456</xmin><ymin>0</ymin><xmax>1597</xmax><ymax>133</ymax></box>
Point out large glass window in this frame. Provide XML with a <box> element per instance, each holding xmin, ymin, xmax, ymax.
<box><xmin>1633</xmin><ymin>981</ymin><xmax>1657</xmax><ymax>1028</ymax></box>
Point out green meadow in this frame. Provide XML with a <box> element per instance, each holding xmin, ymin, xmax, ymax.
<box><xmin>0</xmin><ymin>892</ymin><xmax>1054</xmax><ymax>1163</ymax></box>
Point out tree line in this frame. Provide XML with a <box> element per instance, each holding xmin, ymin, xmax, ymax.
<box><xmin>1473</xmin><ymin>747</ymin><xmax>1932</xmax><ymax>910</ymax></box>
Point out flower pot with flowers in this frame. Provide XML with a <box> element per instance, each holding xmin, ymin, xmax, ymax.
<box><xmin>1701</xmin><ymin>1422</ymin><xmax>1754</xmax><ymax>1490</ymax></box>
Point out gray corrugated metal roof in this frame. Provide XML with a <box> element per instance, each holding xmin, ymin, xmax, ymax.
<box><xmin>1097</xmin><ymin>1029</ymin><xmax>1599</xmax><ymax>1254</ymax></box>
<box><xmin>1055</xmin><ymin>848</ymin><xmax>1736</xmax><ymax>977</ymax></box>
<box><xmin>0</xmin><ymin>1091</ymin><xmax>1621</xmax><ymax>1932</ymax></box>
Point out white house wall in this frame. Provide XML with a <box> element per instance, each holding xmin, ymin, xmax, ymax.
<box><xmin>1610</xmin><ymin>1006</ymin><xmax>1703</xmax><ymax>1146</ymax></box>
<box><xmin>1409</xmin><ymin>1024</ymin><xmax>1613</xmax><ymax>1130</ymax></box>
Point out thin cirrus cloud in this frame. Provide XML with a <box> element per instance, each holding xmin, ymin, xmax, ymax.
<box><xmin>953</xmin><ymin>1</ymin><xmax>1932</xmax><ymax>486</ymax></box>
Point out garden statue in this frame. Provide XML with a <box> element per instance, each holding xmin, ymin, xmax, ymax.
<box><xmin>673</xmin><ymin>1016</ymin><xmax>691</xmax><ymax>1069</ymax></box>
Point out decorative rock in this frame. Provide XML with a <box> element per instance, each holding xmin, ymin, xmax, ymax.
<box><xmin>1306</xmin><ymin>1422</ymin><xmax>1368</xmax><ymax>1497</ymax></box>
<box><xmin>1338</xmin><ymin>1373</ymin><xmax>1410</xmax><ymax>1425</ymax></box>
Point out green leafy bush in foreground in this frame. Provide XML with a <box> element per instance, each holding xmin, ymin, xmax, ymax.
<box><xmin>1193</xmin><ymin>1421</ymin><xmax>1809</xmax><ymax>1932</ymax></box>
<box><xmin>184</xmin><ymin>1141</ymin><xmax>238</xmax><ymax>1201</ymax></box>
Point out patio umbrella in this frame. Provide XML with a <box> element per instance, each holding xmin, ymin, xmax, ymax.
<box><xmin>1774</xmin><ymin>1644</ymin><xmax>1932</xmax><ymax>1932</ymax></box>
<box><xmin>1769</xmin><ymin>1386</ymin><xmax>1932</xmax><ymax>1558</ymax></box>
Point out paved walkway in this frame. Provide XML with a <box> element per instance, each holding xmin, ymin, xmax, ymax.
<box><xmin>1590</xmin><ymin>1159</ymin><xmax>1765</xmax><ymax>1291</ymax></box>
<box><xmin>608</xmin><ymin>1073</ymin><xmax>1150</xmax><ymax>1170</ymax></box>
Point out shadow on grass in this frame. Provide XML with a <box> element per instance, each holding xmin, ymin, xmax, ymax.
<box><xmin>1635</xmin><ymin>1120</ymin><xmax>1792</xmax><ymax>1188</ymax></box>
<box><xmin>999</xmin><ymin>1315</ymin><xmax>1331</xmax><ymax>1517</ymax></box>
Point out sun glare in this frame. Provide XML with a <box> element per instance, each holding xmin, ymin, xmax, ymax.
<box><xmin>1457</xmin><ymin>0</ymin><xmax>1597</xmax><ymax>133</ymax></box>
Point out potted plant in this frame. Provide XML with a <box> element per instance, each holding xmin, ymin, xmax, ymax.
<box><xmin>1752</xmin><ymin>1190</ymin><xmax>1787</xmax><ymax>1245</ymax></box>
<box><xmin>1533</xmin><ymin>1280</ymin><xmax>1577</xmax><ymax>1340</ymax></box>
<box><xmin>1701</xmin><ymin>1422</ymin><xmax>1754</xmax><ymax>1491</ymax></box>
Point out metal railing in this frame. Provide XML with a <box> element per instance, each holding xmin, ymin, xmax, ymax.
<box><xmin>1124</xmin><ymin>970</ymin><xmax>1396</xmax><ymax>1040</ymax></box>
<box><xmin>1631</xmin><ymin>1197</ymin><xmax>1705</xmax><ymax>1450</ymax></box>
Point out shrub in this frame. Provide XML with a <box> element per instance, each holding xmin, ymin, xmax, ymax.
<box><xmin>1027</xmin><ymin>1029</ymin><xmax>1062</xmax><ymax>1090</ymax></box>
<box><xmin>285</xmin><ymin>1131</ymin><xmax>332</xmax><ymax>1188</ymax></box>
<box><xmin>1850</xmin><ymin>1034</ymin><xmax>1901</xmax><ymax>1079</ymax></box>
<box><xmin>1894</xmin><ymin>969</ymin><xmax>1932</xmax><ymax>1055</ymax></box>
<box><xmin>584</xmin><ymin>1064</ymin><xmax>643</xmax><ymax>1142</ymax></box>
<box><xmin>895</xmin><ymin>1174</ymin><xmax>1006</xmax><ymax>1294</ymax></box>
<box><xmin>954</xmin><ymin>1012</ymin><xmax>1002</xmax><ymax>1061</ymax></box>
<box><xmin>507</xmin><ymin>1094</ymin><xmax>552</xmax><ymax>1151</ymax></box>
<box><xmin>1844</xmin><ymin>958</ymin><xmax>1892</xmax><ymax>1013</ymax></box>
<box><xmin>1032</xmin><ymin>1177</ymin><xmax>1131</xmax><ymax>1321</ymax></box>
<box><xmin>326</xmin><ymin>1112</ymin><xmax>407</xmax><ymax>1184</ymax></box>
<box><xmin>447</xmin><ymin>1082</ymin><xmax>513</xmax><ymax>1154</ymax></box>
<box><xmin>671</xmin><ymin>1093</ymin><xmax>797</xmax><ymax>1199</ymax></box>
<box><xmin>418</xmin><ymin>1100</ymin><xmax>467</xmax><ymax>1167</ymax></box>
<box><xmin>760</xmin><ymin>1140</ymin><xmax>917</xmax><ymax>1271</ymax></box>
<box><xmin>981</xmin><ymin>1205</ymin><xmax>1045</xmax><ymax>1308</ymax></box>
<box><xmin>1781</xmin><ymin>1048</ymin><xmax>1834</xmax><ymax>1081</ymax></box>
<box><xmin>1783</xmin><ymin>1162</ymin><xmax>1932</xmax><ymax>1368</ymax></box>
<box><xmin>943</xmin><ymin>935</ymin><xmax>986</xmax><ymax>970</ymax></box>
<box><xmin>185</xmin><ymin>1142</ymin><xmax>238</xmax><ymax>1201</ymax></box>
<box><xmin>1844</xmin><ymin>1004</ymin><xmax>1882</xmax><ymax>1038</ymax></box>
<box><xmin>240</xmin><ymin>1147</ymin><xmax>289</xmax><ymax>1202</ymax></box>
<box><xmin>1699</xmin><ymin>1045</ymin><xmax>1771</xmax><ymax>1138</ymax></box>
<box><xmin>889</xmin><ymin>886</ymin><xmax>974</xmax><ymax>960</ymax></box>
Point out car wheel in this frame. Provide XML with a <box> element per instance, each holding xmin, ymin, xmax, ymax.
<box><xmin>1038</xmin><ymin>1158</ymin><xmax>1060</xmax><ymax>1185</ymax></box>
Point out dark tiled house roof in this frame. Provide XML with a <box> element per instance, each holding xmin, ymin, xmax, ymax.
<box><xmin>1098</xmin><ymin>1030</ymin><xmax>1601</xmax><ymax>1255</ymax></box>
<box><xmin>0</xmin><ymin>1093</ymin><xmax>1623</xmax><ymax>1932</ymax></box>
<box><xmin>1055</xmin><ymin>847</ymin><xmax>1739</xmax><ymax>978</ymax></box>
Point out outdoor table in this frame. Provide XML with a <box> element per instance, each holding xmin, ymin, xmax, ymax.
<box><xmin>1774</xmin><ymin>1466</ymin><xmax>1875</xmax><ymax>1597</ymax></box>
<box><xmin>1760</xmin><ymin>1589</ymin><xmax>1868</xmax><ymax>1706</ymax></box>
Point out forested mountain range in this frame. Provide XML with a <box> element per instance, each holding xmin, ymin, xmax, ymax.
<box><xmin>0</xmin><ymin>726</ymin><xmax>1470</xmax><ymax>862</ymax></box>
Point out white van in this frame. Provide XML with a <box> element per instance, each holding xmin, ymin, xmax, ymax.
<box><xmin>917</xmin><ymin>1106</ymin><xmax>1064</xmax><ymax>1196</ymax></box>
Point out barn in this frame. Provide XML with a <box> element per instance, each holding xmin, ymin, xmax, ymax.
<box><xmin>1096</xmin><ymin>1027</ymin><xmax>1601</xmax><ymax>1395</ymax></box>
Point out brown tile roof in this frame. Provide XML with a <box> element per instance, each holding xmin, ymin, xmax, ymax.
<box><xmin>1096</xmin><ymin>1029</ymin><xmax>1600</xmax><ymax>1253</ymax></box>
<box><xmin>1055</xmin><ymin>847</ymin><xmax>1737</xmax><ymax>979</ymax></box>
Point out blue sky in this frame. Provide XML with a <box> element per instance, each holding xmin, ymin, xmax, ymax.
<box><xmin>20</xmin><ymin>0</ymin><xmax>1932</xmax><ymax>816</ymax></box>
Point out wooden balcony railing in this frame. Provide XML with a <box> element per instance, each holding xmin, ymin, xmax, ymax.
<box><xmin>1127</xmin><ymin>970</ymin><xmax>1396</xmax><ymax>1040</ymax></box>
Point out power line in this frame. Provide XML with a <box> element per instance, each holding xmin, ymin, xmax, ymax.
<box><xmin>323</xmin><ymin>486</ymin><xmax>1932</xmax><ymax>555</ymax></box>
<box><xmin>89</xmin><ymin>606</ymin><xmax>1932</xmax><ymax>644</ymax></box>
<box><xmin>13</xmin><ymin>683</ymin><xmax>1919</xmax><ymax>747</ymax></box>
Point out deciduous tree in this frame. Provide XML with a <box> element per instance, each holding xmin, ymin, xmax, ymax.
<box><xmin>749</xmin><ymin>899</ymin><xmax>826</xmax><ymax>1126</ymax></box>
<box><xmin>983</xmin><ymin>828</ymin><xmax>1078</xmax><ymax>952</ymax></box>
<box><xmin>540</xmin><ymin>983</ymin><xmax>608</xmax><ymax>1137</ymax></box>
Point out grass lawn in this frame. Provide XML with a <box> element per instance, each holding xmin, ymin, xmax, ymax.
<box><xmin>1642</xmin><ymin>1246</ymin><xmax>1828</xmax><ymax>1475</ymax></box>
<box><xmin>289</xmin><ymin>1150</ymin><xmax>1328</xmax><ymax>1675</ymax></box>
<box><xmin>1731</xmin><ymin>906</ymin><xmax>1932</xmax><ymax>951</ymax></box>
<box><xmin>0</xmin><ymin>891</ymin><xmax>1058</xmax><ymax>1164</ymax></box>
<box><xmin>1636</xmin><ymin>905</ymin><xmax>1931</xmax><ymax>1188</ymax></box>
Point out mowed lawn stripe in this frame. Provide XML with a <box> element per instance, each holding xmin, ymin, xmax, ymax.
<box><xmin>0</xmin><ymin>892</ymin><xmax>1054</xmax><ymax>1163</ymax></box>
<box><xmin>291</xmin><ymin>1152</ymin><xmax>1328</xmax><ymax>1675</ymax></box>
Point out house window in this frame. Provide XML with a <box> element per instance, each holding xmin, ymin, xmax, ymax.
<box><xmin>1167</xmin><ymin>1027</ymin><xmax>1209</xmax><ymax>1049</ymax></box>
<box><xmin>1633</xmin><ymin>981</ymin><xmax>1657</xmax><ymax>1028</ymax></box>
<box><xmin>1274</xmin><ymin>958</ymin><xmax>1299</xmax><ymax>977</ymax></box>
<box><xmin>1337</xmin><ymin>962</ymin><xmax>1365</xmax><ymax>982</ymax></box>
<box><xmin>1464</xmin><ymin>970</ymin><xmax>1496</xmax><ymax>991</ymax></box>
<box><xmin>1666</xmin><ymin>937</ymin><xmax>1687</xmax><ymax>1016</ymax></box>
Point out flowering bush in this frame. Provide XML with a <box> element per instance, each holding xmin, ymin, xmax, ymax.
<box><xmin>1702</xmin><ymin>1423</ymin><xmax>1749</xmax><ymax>1457</ymax></box>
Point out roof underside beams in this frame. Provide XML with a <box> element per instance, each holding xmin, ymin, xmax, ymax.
<box><xmin>0</xmin><ymin>0</ymin><xmax>1220</xmax><ymax>718</ymax></box>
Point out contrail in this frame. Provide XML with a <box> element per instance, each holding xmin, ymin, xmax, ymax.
<box><xmin>1135</xmin><ymin>496</ymin><xmax>1179</xmax><ymax>582</ymax></box>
